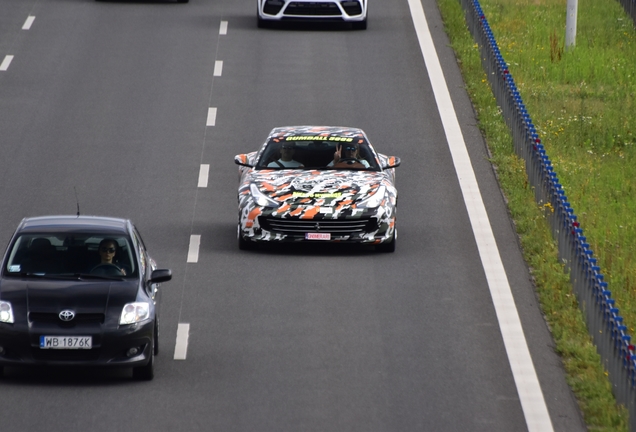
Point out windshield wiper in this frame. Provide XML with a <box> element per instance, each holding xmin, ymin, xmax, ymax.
<box><xmin>74</xmin><ymin>273</ymin><xmax>124</xmax><ymax>281</ymax></box>
<box><xmin>19</xmin><ymin>272</ymin><xmax>47</xmax><ymax>278</ymax></box>
<box><xmin>324</xmin><ymin>166</ymin><xmax>371</xmax><ymax>171</ymax></box>
<box><xmin>19</xmin><ymin>272</ymin><xmax>123</xmax><ymax>281</ymax></box>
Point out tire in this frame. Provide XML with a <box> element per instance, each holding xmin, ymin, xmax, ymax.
<box><xmin>238</xmin><ymin>234</ymin><xmax>254</xmax><ymax>250</ymax></box>
<box><xmin>352</xmin><ymin>17</ymin><xmax>367</xmax><ymax>30</ymax></box>
<box><xmin>376</xmin><ymin>229</ymin><xmax>396</xmax><ymax>253</ymax></box>
<box><xmin>133</xmin><ymin>342</ymin><xmax>154</xmax><ymax>381</ymax></box>
<box><xmin>154</xmin><ymin>318</ymin><xmax>159</xmax><ymax>356</ymax></box>
<box><xmin>238</xmin><ymin>224</ymin><xmax>254</xmax><ymax>250</ymax></box>
<box><xmin>257</xmin><ymin>16</ymin><xmax>271</xmax><ymax>29</ymax></box>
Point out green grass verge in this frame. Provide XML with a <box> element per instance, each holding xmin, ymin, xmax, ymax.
<box><xmin>435</xmin><ymin>0</ymin><xmax>631</xmax><ymax>429</ymax></box>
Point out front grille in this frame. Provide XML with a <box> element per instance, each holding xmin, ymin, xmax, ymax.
<box><xmin>29</xmin><ymin>313</ymin><xmax>105</xmax><ymax>325</ymax></box>
<box><xmin>32</xmin><ymin>348</ymin><xmax>101</xmax><ymax>362</ymax></box>
<box><xmin>260</xmin><ymin>217</ymin><xmax>377</xmax><ymax>235</ymax></box>
<box><xmin>284</xmin><ymin>2</ymin><xmax>341</xmax><ymax>16</ymax></box>
<box><xmin>263</xmin><ymin>0</ymin><xmax>284</xmax><ymax>14</ymax></box>
<box><xmin>341</xmin><ymin>1</ymin><xmax>362</xmax><ymax>15</ymax></box>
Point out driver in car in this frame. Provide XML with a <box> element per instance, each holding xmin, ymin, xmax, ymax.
<box><xmin>93</xmin><ymin>239</ymin><xmax>126</xmax><ymax>275</ymax></box>
<box><xmin>329</xmin><ymin>143</ymin><xmax>370</xmax><ymax>168</ymax></box>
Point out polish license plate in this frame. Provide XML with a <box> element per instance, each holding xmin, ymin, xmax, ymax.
<box><xmin>305</xmin><ymin>233</ymin><xmax>331</xmax><ymax>240</ymax></box>
<box><xmin>40</xmin><ymin>336</ymin><xmax>92</xmax><ymax>349</ymax></box>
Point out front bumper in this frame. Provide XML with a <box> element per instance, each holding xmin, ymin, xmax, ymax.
<box><xmin>258</xmin><ymin>0</ymin><xmax>367</xmax><ymax>22</ymax></box>
<box><xmin>0</xmin><ymin>318</ymin><xmax>153</xmax><ymax>368</ymax></box>
<box><xmin>239</xmin><ymin>204</ymin><xmax>396</xmax><ymax>245</ymax></box>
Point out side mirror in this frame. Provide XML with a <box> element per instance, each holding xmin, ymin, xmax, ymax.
<box><xmin>381</xmin><ymin>156</ymin><xmax>401</xmax><ymax>169</ymax></box>
<box><xmin>234</xmin><ymin>154</ymin><xmax>254</xmax><ymax>168</ymax></box>
<box><xmin>150</xmin><ymin>269</ymin><xmax>172</xmax><ymax>284</ymax></box>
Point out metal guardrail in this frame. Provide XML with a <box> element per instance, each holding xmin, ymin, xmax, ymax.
<box><xmin>456</xmin><ymin>0</ymin><xmax>636</xmax><ymax>428</ymax></box>
<box><xmin>617</xmin><ymin>0</ymin><xmax>636</xmax><ymax>28</ymax></box>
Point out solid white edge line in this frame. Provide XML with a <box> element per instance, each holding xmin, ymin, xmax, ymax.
<box><xmin>198</xmin><ymin>164</ymin><xmax>210</xmax><ymax>188</ymax></box>
<box><xmin>206</xmin><ymin>107</ymin><xmax>217</xmax><ymax>126</ymax></box>
<box><xmin>406</xmin><ymin>1</ymin><xmax>554</xmax><ymax>431</ymax></box>
<box><xmin>0</xmin><ymin>55</ymin><xmax>14</xmax><ymax>71</ymax></box>
<box><xmin>187</xmin><ymin>235</ymin><xmax>201</xmax><ymax>263</ymax></box>
<box><xmin>219</xmin><ymin>21</ymin><xmax>228</xmax><ymax>35</ymax></box>
<box><xmin>214</xmin><ymin>60</ymin><xmax>223</xmax><ymax>77</ymax></box>
<box><xmin>22</xmin><ymin>16</ymin><xmax>35</xmax><ymax>30</ymax></box>
<box><xmin>174</xmin><ymin>323</ymin><xmax>190</xmax><ymax>360</ymax></box>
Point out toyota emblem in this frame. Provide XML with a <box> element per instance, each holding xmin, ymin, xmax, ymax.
<box><xmin>59</xmin><ymin>310</ymin><xmax>75</xmax><ymax>322</ymax></box>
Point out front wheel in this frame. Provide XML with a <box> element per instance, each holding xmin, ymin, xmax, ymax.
<box><xmin>132</xmin><ymin>342</ymin><xmax>155</xmax><ymax>381</ymax></box>
<box><xmin>154</xmin><ymin>318</ymin><xmax>159</xmax><ymax>356</ymax></box>
<box><xmin>376</xmin><ymin>228</ymin><xmax>396</xmax><ymax>253</ymax></box>
<box><xmin>352</xmin><ymin>17</ymin><xmax>367</xmax><ymax>30</ymax></box>
<box><xmin>238</xmin><ymin>224</ymin><xmax>255</xmax><ymax>250</ymax></box>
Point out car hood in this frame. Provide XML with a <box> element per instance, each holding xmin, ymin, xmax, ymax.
<box><xmin>247</xmin><ymin>169</ymin><xmax>388</xmax><ymax>206</ymax></box>
<box><xmin>0</xmin><ymin>278</ymin><xmax>139</xmax><ymax>314</ymax></box>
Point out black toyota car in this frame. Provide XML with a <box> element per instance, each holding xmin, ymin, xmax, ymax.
<box><xmin>0</xmin><ymin>215</ymin><xmax>172</xmax><ymax>380</ymax></box>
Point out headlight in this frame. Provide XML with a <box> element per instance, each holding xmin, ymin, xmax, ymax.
<box><xmin>119</xmin><ymin>302</ymin><xmax>150</xmax><ymax>325</ymax></box>
<box><xmin>0</xmin><ymin>301</ymin><xmax>14</xmax><ymax>324</ymax></box>
<box><xmin>250</xmin><ymin>183</ymin><xmax>280</xmax><ymax>207</ymax></box>
<box><xmin>357</xmin><ymin>185</ymin><xmax>387</xmax><ymax>209</ymax></box>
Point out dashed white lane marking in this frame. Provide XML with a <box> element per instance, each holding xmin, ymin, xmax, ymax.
<box><xmin>22</xmin><ymin>16</ymin><xmax>35</xmax><ymax>30</ymax></box>
<box><xmin>206</xmin><ymin>107</ymin><xmax>217</xmax><ymax>126</ymax></box>
<box><xmin>173</xmin><ymin>323</ymin><xmax>190</xmax><ymax>360</ymax></box>
<box><xmin>187</xmin><ymin>235</ymin><xmax>201</xmax><ymax>263</ymax></box>
<box><xmin>0</xmin><ymin>55</ymin><xmax>14</xmax><ymax>71</ymax></box>
<box><xmin>406</xmin><ymin>0</ymin><xmax>554</xmax><ymax>431</ymax></box>
<box><xmin>214</xmin><ymin>60</ymin><xmax>223</xmax><ymax>77</ymax></box>
<box><xmin>198</xmin><ymin>164</ymin><xmax>210</xmax><ymax>188</ymax></box>
<box><xmin>177</xmin><ymin>20</ymin><xmax>225</xmax><ymax>364</ymax></box>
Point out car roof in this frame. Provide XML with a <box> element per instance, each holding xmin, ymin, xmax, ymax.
<box><xmin>16</xmin><ymin>215</ymin><xmax>131</xmax><ymax>235</ymax></box>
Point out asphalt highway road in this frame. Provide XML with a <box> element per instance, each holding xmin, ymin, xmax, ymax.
<box><xmin>0</xmin><ymin>0</ymin><xmax>586</xmax><ymax>431</ymax></box>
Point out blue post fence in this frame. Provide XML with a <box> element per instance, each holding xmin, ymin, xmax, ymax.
<box><xmin>456</xmin><ymin>0</ymin><xmax>636</xmax><ymax>428</ymax></box>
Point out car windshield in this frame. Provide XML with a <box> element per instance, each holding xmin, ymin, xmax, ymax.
<box><xmin>3</xmin><ymin>233</ymin><xmax>138</xmax><ymax>279</ymax></box>
<box><xmin>255</xmin><ymin>137</ymin><xmax>381</xmax><ymax>171</ymax></box>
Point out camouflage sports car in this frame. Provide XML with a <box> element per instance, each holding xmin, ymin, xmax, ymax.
<box><xmin>234</xmin><ymin>126</ymin><xmax>400</xmax><ymax>252</ymax></box>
